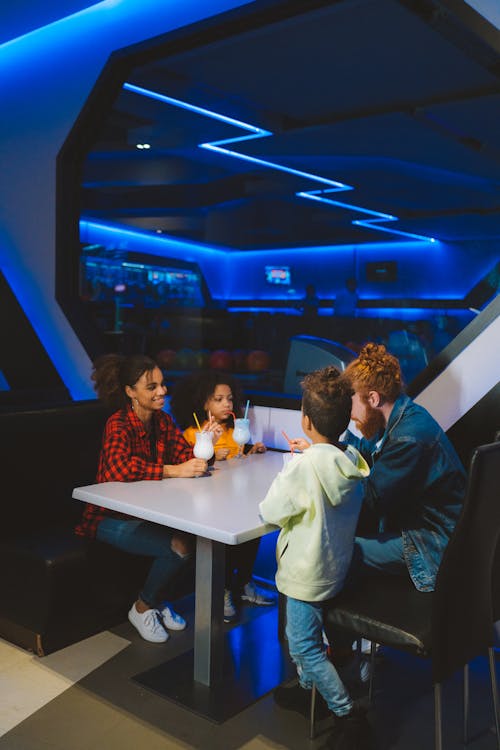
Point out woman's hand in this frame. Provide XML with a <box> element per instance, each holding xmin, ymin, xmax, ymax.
<box><xmin>248</xmin><ymin>442</ymin><xmax>266</xmax><ymax>454</ymax></box>
<box><xmin>215</xmin><ymin>447</ymin><xmax>230</xmax><ymax>461</ymax></box>
<box><xmin>163</xmin><ymin>458</ymin><xmax>208</xmax><ymax>478</ymax></box>
<box><xmin>289</xmin><ymin>437</ymin><xmax>310</xmax><ymax>452</ymax></box>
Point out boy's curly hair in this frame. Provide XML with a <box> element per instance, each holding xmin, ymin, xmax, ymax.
<box><xmin>301</xmin><ymin>366</ymin><xmax>353</xmax><ymax>442</ymax></box>
<box><xmin>170</xmin><ymin>370</ymin><xmax>244</xmax><ymax>430</ymax></box>
<box><xmin>344</xmin><ymin>342</ymin><xmax>403</xmax><ymax>401</ymax></box>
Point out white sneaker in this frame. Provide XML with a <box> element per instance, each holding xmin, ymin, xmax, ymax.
<box><xmin>160</xmin><ymin>603</ymin><xmax>187</xmax><ymax>631</ymax></box>
<box><xmin>224</xmin><ymin>589</ymin><xmax>237</xmax><ymax>622</ymax></box>
<box><xmin>241</xmin><ymin>581</ymin><xmax>275</xmax><ymax>606</ymax></box>
<box><xmin>128</xmin><ymin>605</ymin><xmax>169</xmax><ymax>643</ymax></box>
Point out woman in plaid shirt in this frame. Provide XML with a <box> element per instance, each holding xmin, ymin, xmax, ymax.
<box><xmin>75</xmin><ymin>354</ymin><xmax>214</xmax><ymax>643</ymax></box>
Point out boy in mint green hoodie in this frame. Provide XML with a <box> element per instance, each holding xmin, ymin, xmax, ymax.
<box><xmin>259</xmin><ymin>367</ymin><xmax>372</xmax><ymax>749</ymax></box>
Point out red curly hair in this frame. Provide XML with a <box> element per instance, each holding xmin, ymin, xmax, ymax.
<box><xmin>344</xmin><ymin>343</ymin><xmax>403</xmax><ymax>402</ymax></box>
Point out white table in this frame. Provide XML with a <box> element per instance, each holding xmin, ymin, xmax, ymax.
<box><xmin>73</xmin><ymin>451</ymin><xmax>285</xmax><ymax>698</ymax></box>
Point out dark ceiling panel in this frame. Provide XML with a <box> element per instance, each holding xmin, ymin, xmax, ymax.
<box><xmin>138</xmin><ymin>0</ymin><xmax>498</xmax><ymax>121</ymax></box>
<box><xmin>426</xmin><ymin>92</ymin><xmax>500</xmax><ymax>147</ymax></box>
<box><xmin>79</xmin><ymin>0</ymin><xmax>500</xmax><ymax>250</ymax></box>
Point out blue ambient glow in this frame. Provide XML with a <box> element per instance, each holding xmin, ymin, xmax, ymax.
<box><xmin>83</xmin><ymin>220</ymin><xmax>459</xmax><ymax>305</ymax></box>
<box><xmin>0</xmin><ymin>1</ymin><xmax>119</xmax><ymax>50</ymax></box>
<box><xmin>80</xmin><ymin>219</ymin><xmax>228</xmax><ymax>258</ymax></box>
<box><xmin>0</xmin><ymin>0</ymin><xmax>255</xmax><ymax>401</ymax></box>
<box><xmin>0</xmin><ymin>370</ymin><xmax>11</xmax><ymax>391</ymax></box>
<box><xmin>124</xmin><ymin>83</ymin><xmax>437</xmax><ymax>244</ymax></box>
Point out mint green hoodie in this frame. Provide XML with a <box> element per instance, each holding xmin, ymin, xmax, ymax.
<box><xmin>259</xmin><ymin>443</ymin><xmax>370</xmax><ymax>602</ymax></box>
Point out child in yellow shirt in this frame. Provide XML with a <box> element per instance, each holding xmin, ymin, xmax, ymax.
<box><xmin>171</xmin><ymin>371</ymin><xmax>271</xmax><ymax>620</ymax></box>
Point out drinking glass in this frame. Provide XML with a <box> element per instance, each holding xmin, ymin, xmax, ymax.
<box><xmin>232</xmin><ymin>418</ymin><xmax>250</xmax><ymax>458</ymax></box>
<box><xmin>193</xmin><ymin>431</ymin><xmax>214</xmax><ymax>461</ymax></box>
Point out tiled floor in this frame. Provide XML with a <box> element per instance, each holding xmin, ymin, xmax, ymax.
<box><xmin>0</xmin><ymin>596</ymin><xmax>499</xmax><ymax>750</ymax></box>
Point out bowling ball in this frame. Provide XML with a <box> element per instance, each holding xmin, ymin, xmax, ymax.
<box><xmin>232</xmin><ymin>349</ymin><xmax>248</xmax><ymax>372</ymax></box>
<box><xmin>209</xmin><ymin>349</ymin><xmax>233</xmax><ymax>370</ymax></box>
<box><xmin>175</xmin><ymin>348</ymin><xmax>196</xmax><ymax>370</ymax></box>
<box><xmin>194</xmin><ymin>349</ymin><xmax>210</xmax><ymax>369</ymax></box>
<box><xmin>246</xmin><ymin>350</ymin><xmax>270</xmax><ymax>372</ymax></box>
<box><xmin>156</xmin><ymin>349</ymin><xmax>176</xmax><ymax>370</ymax></box>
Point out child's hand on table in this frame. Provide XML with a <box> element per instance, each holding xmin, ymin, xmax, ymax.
<box><xmin>247</xmin><ymin>442</ymin><xmax>266</xmax><ymax>454</ymax></box>
<box><xmin>289</xmin><ymin>437</ymin><xmax>310</xmax><ymax>452</ymax></box>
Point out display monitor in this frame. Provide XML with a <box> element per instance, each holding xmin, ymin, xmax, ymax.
<box><xmin>265</xmin><ymin>265</ymin><xmax>291</xmax><ymax>285</ymax></box>
<box><xmin>79</xmin><ymin>247</ymin><xmax>208</xmax><ymax>308</ymax></box>
<box><xmin>366</xmin><ymin>260</ymin><xmax>398</xmax><ymax>283</ymax></box>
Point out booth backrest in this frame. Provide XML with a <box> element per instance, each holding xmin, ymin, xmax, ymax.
<box><xmin>0</xmin><ymin>400</ymin><xmax>107</xmax><ymax>535</ymax></box>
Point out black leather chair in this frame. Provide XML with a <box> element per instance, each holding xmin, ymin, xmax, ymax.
<box><xmin>315</xmin><ymin>442</ymin><xmax>500</xmax><ymax>749</ymax></box>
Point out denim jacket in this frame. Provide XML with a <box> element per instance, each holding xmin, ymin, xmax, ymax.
<box><xmin>346</xmin><ymin>394</ymin><xmax>466</xmax><ymax>592</ymax></box>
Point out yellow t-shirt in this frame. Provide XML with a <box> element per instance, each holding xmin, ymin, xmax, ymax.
<box><xmin>183</xmin><ymin>422</ymin><xmax>240</xmax><ymax>459</ymax></box>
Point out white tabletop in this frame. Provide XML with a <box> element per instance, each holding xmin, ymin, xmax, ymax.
<box><xmin>73</xmin><ymin>450</ymin><xmax>285</xmax><ymax>545</ymax></box>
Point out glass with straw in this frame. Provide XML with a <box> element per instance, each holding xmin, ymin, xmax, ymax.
<box><xmin>192</xmin><ymin>412</ymin><xmax>214</xmax><ymax>462</ymax></box>
<box><xmin>231</xmin><ymin>400</ymin><xmax>251</xmax><ymax>458</ymax></box>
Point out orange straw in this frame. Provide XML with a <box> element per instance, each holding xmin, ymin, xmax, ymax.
<box><xmin>193</xmin><ymin>412</ymin><xmax>202</xmax><ymax>432</ymax></box>
<box><xmin>229</xmin><ymin>411</ymin><xmax>237</xmax><ymax>422</ymax></box>
<box><xmin>281</xmin><ymin>429</ymin><xmax>294</xmax><ymax>453</ymax></box>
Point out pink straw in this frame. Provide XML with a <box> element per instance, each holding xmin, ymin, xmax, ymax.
<box><xmin>281</xmin><ymin>429</ymin><xmax>294</xmax><ymax>454</ymax></box>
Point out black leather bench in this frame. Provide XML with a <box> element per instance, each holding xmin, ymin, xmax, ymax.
<box><xmin>0</xmin><ymin>401</ymin><xmax>153</xmax><ymax>655</ymax></box>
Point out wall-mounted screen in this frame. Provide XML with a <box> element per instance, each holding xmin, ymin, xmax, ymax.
<box><xmin>79</xmin><ymin>247</ymin><xmax>207</xmax><ymax>308</ymax></box>
<box><xmin>366</xmin><ymin>261</ymin><xmax>398</xmax><ymax>283</ymax></box>
<box><xmin>265</xmin><ymin>266</ymin><xmax>291</xmax><ymax>285</ymax></box>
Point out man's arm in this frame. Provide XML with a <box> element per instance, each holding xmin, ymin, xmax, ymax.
<box><xmin>363</xmin><ymin>437</ymin><xmax>429</xmax><ymax>515</ymax></box>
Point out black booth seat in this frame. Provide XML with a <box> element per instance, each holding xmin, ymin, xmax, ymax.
<box><xmin>0</xmin><ymin>401</ymin><xmax>154</xmax><ymax>655</ymax></box>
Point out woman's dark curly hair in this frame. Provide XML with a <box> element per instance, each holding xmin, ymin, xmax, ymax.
<box><xmin>91</xmin><ymin>353</ymin><xmax>159</xmax><ymax>412</ymax></box>
<box><xmin>170</xmin><ymin>370</ymin><xmax>244</xmax><ymax>430</ymax></box>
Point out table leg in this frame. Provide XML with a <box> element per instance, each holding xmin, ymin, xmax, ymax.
<box><xmin>193</xmin><ymin>536</ymin><xmax>225</xmax><ymax>686</ymax></box>
<box><xmin>133</xmin><ymin>536</ymin><xmax>293</xmax><ymax>720</ymax></box>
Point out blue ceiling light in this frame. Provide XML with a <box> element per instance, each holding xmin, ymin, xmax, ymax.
<box><xmin>201</xmin><ymin>142</ymin><xmax>350</xmax><ymax>189</ymax></box>
<box><xmin>298</xmin><ymin>191</ymin><xmax>437</xmax><ymax>243</ymax></box>
<box><xmin>123</xmin><ymin>82</ymin><xmax>269</xmax><ymax>136</ymax></box>
<box><xmin>80</xmin><ymin>218</ymin><xmax>229</xmax><ymax>257</ymax></box>
<box><xmin>124</xmin><ymin>82</ymin><xmax>437</xmax><ymax>244</ymax></box>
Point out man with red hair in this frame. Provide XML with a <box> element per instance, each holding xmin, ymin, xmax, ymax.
<box><xmin>342</xmin><ymin>342</ymin><xmax>465</xmax><ymax>593</ymax></box>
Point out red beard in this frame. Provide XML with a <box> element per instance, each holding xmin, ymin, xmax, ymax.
<box><xmin>355</xmin><ymin>404</ymin><xmax>386</xmax><ymax>440</ymax></box>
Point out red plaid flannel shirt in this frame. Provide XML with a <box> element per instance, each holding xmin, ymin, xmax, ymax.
<box><xmin>75</xmin><ymin>406</ymin><xmax>193</xmax><ymax>539</ymax></box>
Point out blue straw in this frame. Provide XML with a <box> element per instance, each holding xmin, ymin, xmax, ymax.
<box><xmin>244</xmin><ymin>400</ymin><xmax>250</xmax><ymax>419</ymax></box>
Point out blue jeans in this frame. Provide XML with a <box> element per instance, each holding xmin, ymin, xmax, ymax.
<box><xmin>96</xmin><ymin>518</ymin><xmax>189</xmax><ymax>608</ymax></box>
<box><xmin>326</xmin><ymin>533</ymin><xmax>407</xmax><ymax>653</ymax></box>
<box><xmin>354</xmin><ymin>532</ymin><xmax>406</xmax><ymax>576</ymax></box>
<box><xmin>286</xmin><ymin>597</ymin><xmax>353</xmax><ymax>717</ymax></box>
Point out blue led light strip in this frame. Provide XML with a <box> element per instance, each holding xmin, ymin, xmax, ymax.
<box><xmin>298</xmin><ymin>191</ymin><xmax>436</xmax><ymax>243</ymax></box>
<box><xmin>123</xmin><ymin>82</ymin><xmax>436</xmax><ymax>243</ymax></box>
